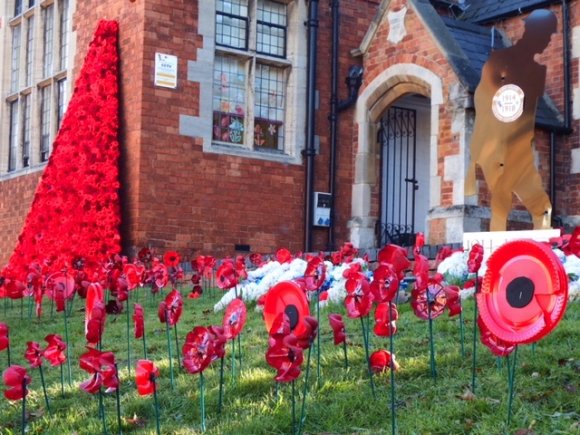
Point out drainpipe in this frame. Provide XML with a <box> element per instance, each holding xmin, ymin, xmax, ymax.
<box><xmin>304</xmin><ymin>0</ymin><xmax>319</xmax><ymax>252</ymax></box>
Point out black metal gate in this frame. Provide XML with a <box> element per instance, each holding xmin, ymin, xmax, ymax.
<box><xmin>377</xmin><ymin>106</ymin><xmax>418</xmax><ymax>247</ymax></box>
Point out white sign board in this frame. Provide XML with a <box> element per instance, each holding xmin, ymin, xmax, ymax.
<box><xmin>463</xmin><ymin>229</ymin><xmax>560</xmax><ymax>273</ymax></box>
<box><xmin>155</xmin><ymin>53</ymin><xmax>178</xmax><ymax>89</ymax></box>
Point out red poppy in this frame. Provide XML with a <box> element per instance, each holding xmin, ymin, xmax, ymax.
<box><xmin>444</xmin><ymin>285</ymin><xmax>462</xmax><ymax>317</ymax></box>
<box><xmin>467</xmin><ymin>243</ymin><xmax>484</xmax><ymax>274</ymax></box>
<box><xmin>550</xmin><ymin>226</ymin><xmax>580</xmax><ymax>257</ymax></box>
<box><xmin>369</xmin><ymin>349</ymin><xmax>399</xmax><ymax>373</ymax></box>
<box><xmin>158</xmin><ymin>289</ymin><xmax>183</xmax><ymax>326</ymax></box>
<box><xmin>328</xmin><ymin>313</ymin><xmax>346</xmax><ymax>345</ymax></box>
<box><xmin>295</xmin><ymin>316</ymin><xmax>318</xmax><ymax>349</ymax></box>
<box><xmin>208</xmin><ymin>325</ymin><xmax>227</xmax><ymax>360</ymax></box>
<box><xmin>414</xmin><ymin>232</ymin><xmax>425</xmax><ymax>257</ymax></box>
<box><xmin>0</xmin><ymin>323</ymin><xmax>9</xmax><ymax>351</ymax></box>
<box><xmin>133</xmin><ymin>304</ymin><xmax>144</xmax><ymax>339</ymax></box>
<box><xmin>265</xmin><ymin>333</ymin><xmax>304</xmax><ymax>383</ymax></box>
<box><xmin>24</xmin><ymin>341</ymin><xmax>43</xmax><ymax>368</ymax></box>
<box><xmin>478</xmin><ymin>316</ymin><xmax>515</xmax><ymax>357</ymax></box>
<box><xmin>85</xmin><ymin>282</ymin><xmax>104</xmax><ymax>337</ymax></box>
<box><xmin>188</xmin><ymin>285</ymin><xmax>203</xmax><ymax>299</ymax></box>
<box><xmin>263</xmin><ymin>281</ymin><xmax>310</xmax><ymax>336</ymax></box>
<box><xmin>413</xmin><ymin>253</ymin><xmax>430</xmax><ymax>292</ymax></box>
<box><xmin>79</xmin><ymin>347</ymin><xmax>118</xmax><ymax>394</ymax></box>
<box><xmin>435</xmin><ymin>245</ymin><xmax>454</xmax><ymax>266</ymax></box>
<box><xmin>478</xmin><ymin>240</ymin><xmax>568</xmax><ymax>345</ymax></box>
<box><xmin>182</xmin><ymin>327</ymin><xmax>215</xmax><ymax>374</ymax></box>
<box><xmin>339</xmin><ymin>242</ymin><xmax>357</xmax><ymax>263</ymax></box>
<box><xmin>344</xmin><ymin>264</ymin><xmax>373</xmax><ymax>319</ymax></box>
<box><xmin>249</xmin><ymin>253</ymin><xmax>265</xmax><ymax>267</ymax></box>
<box><xmin>411</xmin><ymin>278</ymin><xmax>447</xmax><ymax>320</ymax></box>
<box><xmin>138</xmin><ymin>248</ymin><xmax>152</xmax><ymax>263</ymax></box>
<box><xmin>276</xmin><ymin>248</ymin><xmax>293</xmax><ymax>264</ymax></box>
<box><xmin>135</xmin><ymin>359</ymin><xmax>159</xmax><ymax>396</ymax></box>
<box><xmin>303</xmin><ymin>256</ymin><xmax>326</xmax><ymax>291</ymax></box>
<box><xmin>216</xmin><ymin>261</ymin><xmax>238</xmax><ymax>290</ymax></box>
<box><xmin>377</xmin><ymin>244</ymin><xmax>411</xmax><ymax>280</ymax></box>
<box><xmin>235</xmin><ymin>256</ymin><xmax>248</xmax><ymax>281</ymax></box>
<box><xmin>43</xmin><ymin>334</ymin><xmax>67</xmax><ymax>366</ymax></box>
<box><xmin>163</xmin><ymin>251</ymin><xmax>181</xmax><ymax>268</ymax></box>
<box><xmin>268</xmin><ymin>312</ymin><xmax>291</xmax><ymax>338</ymax></box>
<box><xmin>201</xmin><ymin>256</ymin><xmax>216</xmax><ymax>278</ymax></box>
<box><xmin>370</xmin><ymin>264</ymin><xmax>399</xmax><ymax>303</ymax></box>
<box><xmin>86</xmin><ymin>302</ymin><xmax>107</xmax><ymax>345</ymax></box>
<box><xmin>373</xmin><ymin>303</ymin><xmax>399</xmax><ymax>337</ymax></box>
<box><xmin>123</xmin><ymin>263</ymin><xmax>144</xmax><ymax>290</ymax></box>
<box><xmin>3</xmin><ymin>365</ymin><xmax>31</xmax><ymax>400</ymax></box>
<box><xmin>46</xmin><ymin>272</ymin><xmax>76</xmax><ymax>312</ymax></box>
<box><xmin>148</xmin><ymin>258</ymin><xmax>169</xmax><ymax>292</ymax></box>
<box><xmin>222</xmin><ymin>298</ymin><xmax>247</xmax><ymax>340</ymax></box>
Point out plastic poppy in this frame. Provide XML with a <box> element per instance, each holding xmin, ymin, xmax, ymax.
<box><xmin>43</xmin><ymin>334</ymin><xmax>67</xmax><ymax>366</ymax></box>
<box><xmin>263</xmin><ymin>281</ymin><xmax>310</xmax><ymax>336</ymax></box>
<box><xmin>85</xmin><ymin>282</ymin><xmax>105</xmax><ymax>339</ymax></box>
<box><xmin>370</xmin><ymin>264</ymin><xmax>399</xmax><ymax>303</ymax></box>
<box><xmin>478</xmin><ymin>240</ymin><xmax>568</xmax><ymax>345</ymax></box>
<box><xmin>135</xmin><ymin>359</ymin><xmax>159</xmax><ymax>396</ymax></box>
<box><xmin>377</xmin><ymin>244</ymin><xmax>411</xmax><ymax>280</ymax></box>
<box><xmin>216</xmin><ymin>261</ymin><xmax>238</xmax><ymax>290</ymax></box>
<box><xmin>222</xmin><ymin>298</ymin><xmax>247</xmax><ymax>340</ymax></box>
<box><xmin>158</xmin><ymin>289</ymin><xmax>183</xmax><ymax>326</ymax></box>
<box><xmin>344</xmin><ymin>264</ymin><xmax>373</xmax><ymax>319</ymax></box>
<box><xmin>414</xmin><ymin>232</ymin><xmax>425</xmax><ymax>257</ymax></box>
<box><xmin>46</xmin><ymin>272</ymin><xmax>76</xmax><ymax>312</ymax></box>
<box><xmin>86</xmin><ymin>302</ymin><xmax>107</xmax><ymax>345</ymax></box>
<box><xmin>477</xmin><ymin>316</ymin><xmax>515</xmax><ymax>357</ymax></box>
<box><xmin>373</xmin><ymin>303</ymin><xmax>399</xmax><ymax>337</ymax></box>
<box><xmin>24</xmin><ymin>342</ymin><xmax>43</xmax><ymax>368</ymax></box>
<box><xmin>3</xmin><ymin>365</ymin><xmax>31</xmax><ymax>400</ymax></box>
<box><xmin>0</xmin><ymin>323</ymin><xmax>8</xmax><ymax>351</ymax></box>
<box><xmin>133</xmin><ymin>304</ymin><xmax>144</xmax><ymax>339</ymax></box>
<box><xmin>163</xmin><ymin>251</ymin><xmax>181</xmax><ymax>268</ymax></box>
<box><xmin>411</xmin><ymin>278</ymin><xmax>447</xmax><ymax>320</ymax></box>
<box><xmin>79</xmin><ymin>347</ymin><xmax>118</xmax><ymax>394</ymax></box>
<box><xmin>249</xmin><ymin>253</ymin><xmax>265</xmax><ymax>267</ymax></box>
<box><xmin>276</xmin><ymin>248</ymin><xmax>293</xmax><ymax>264</ymax></box>
<box><xmin>295</xmin><ymin>316</ymin><xmax>318</xmax><ymax>350</ymax></box>
<box><xmin>303</xmin><ymin>256</ymin><xmax>326</xmax><ymax>291</ymax></box>
<box><xmin>369</xmin><ymin>349</ymin><xmax>399</xmax><ymax>373</ymax></box>
<box><xmin>123</xmin><ymin>263</ymin><xmax>144</xmax><ymax>291</ymax></box>
<box><xmin>182</xmin><ymin>327</ymin><xmax>215</xmax><ymax>374</ymax></box>
<box><xmin>265</xmin><ymin>333</ymin><xmax>304</xmax><ymax>383</ymax></box>
<box><xmin>208</xmin><ymin>326</ymin><xmax>227</xmax><ymax>360</ymax></box>
<box><xmin>444</xmin><ymin>285</ymin><xmax>462</xmax><ymax>317</ymax></box>
<box><xmin>149</xmin><ymin>259</ymin><xmax>169</xmax><ymax>292</ymax></box>
<box><xmin>328</xmin><ymin>314</ymin><xmax>346</xmax><ymax>345</ymax></box>
<box><xmin>188</xmin><ymin>285</ymin><xmax>203</xmax><ymax>299</ymax></box>
<box><xmin>467</xmin><ymin>243</ymin><xmax>484</xmax><ymax>274</ymax></box>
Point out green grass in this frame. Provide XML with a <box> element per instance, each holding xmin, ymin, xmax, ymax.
<box><xmin>0</xmin><ymin>285</ymin><xmax>578</xmax><ymax>435</ymax></box>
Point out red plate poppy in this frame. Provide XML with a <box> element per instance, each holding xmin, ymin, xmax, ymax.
<box><xmin>370</xmin><ymin>264</ymin><xmax>399</xmax><ymax>303</ymax></box>
<box><xmin>133</xmin><ymin>304</ymin><xmax>144</xmax><ymax>339</ymax></box>
<box><xmin>377</xmin><ymin>244</ymin><xmax>411</xmax><ymax>280</ymax></box>
<box><xmin>373</xmin><ymin>302</ymin><xmax>399</xmax><ymax>337</ymax></box>
<box><xmin>0</xmin><ymin>323</ymin><xmax>9</xmax><ymax>352</ymax></box>
<box><xmin>3</xmin><ymin>365</ymin><xmax>31</xmax><ymax>400</ymax></box>
<box><xmin>369</xmin><ymin>349</ymin><xmax>399</xmax><ymax>373</ymax></box>
<box><xmin>411</xmin><ymin>279</ymin><xmax>447</xmax><ymax>320</ymax></box>
<box><xmin>477</xmin><ymin>316</ymin><xmax>515</xmax><ymax>357</ymax></box>
<box><xmin>263</xmin><ymin>281</ymin><xmax>310</xmax><ymax>336</ymax></box>
<box><xmin>135</xmin><ymin>359</ymin><xmax>159</xmax><ymax>396</ymax></box>
<box><xmin>24</xmin><ymin>342</ymin><xmax>43</xmax><ymax>368</ymax></box>
<box><xmin>182</xmin><ymin>326</ymin><xmax>215</xmax><ymax>374</ymax></box>
<box><xmin>328</xmin><ymin>313</ymin><xmax>346</xmax><ymax>345</ymax></box>
<box><xmin>43</xmin><ymin>334</ymin><xmax>67</xmax><ymax>367</ymax></box>
<box><xmin>85</xmin><ymin>282</ymin><xmax>104</xmax><ymax>336</ymax></box>
<box><xmin>478</xmin><ymin>240</ymin><xmax>568</xmax><ymax>345</ymax></box>
<box><xmin>222</xmin><ymin>298</ymin><xmax>247</xmax><ymax>340</ymax></box>
<box><xmin>303</xmin><ymin>256</ymin><xmax>326</xmax><ymax>291</ymax></box>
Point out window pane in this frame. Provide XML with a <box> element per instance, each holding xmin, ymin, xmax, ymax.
<box><xmin>43</xmin><ymin>4</ymin><xmax>54</xmax><ymax>78</ymax></box>
<box><xmin>9</xmin><ymin>102</ymin><xmax>19</xmax><ymax>172</ymax></box>
<box><xmin>11</xmin><ymin>26</ymin><xmax>22</xmax><ymax>93</ymax></box>
<box><xmin>254</xmin><ymin>64</ymin><xmax>285</xmax><ymax>150</ymax></box>
<box><xmin>59</xmin><ymin>0</ymin><xmax>70</xmax><ymax>71</ymax></box>
<box><xmin>25</xmin><ymin>16</ymin><xmax>35</xmax><ymax>87</ymax></box>
<box><xmin>22</xmin><ymin>94</ymin><xmax>31</xmax><ymax>167</ymax></box>
<box><xmin>257</xmin><ymin>0</ymin><xmax>287</xmax><ymax>57</ymax></box>
<box><xmin>216</xmin><ymin>0</ymin><xmax>248</xmax><ymax>50</ymax></box>
<box><xmin>14</xmin><ymin>0</ymin><xmax>23</xmax><ymax>16</ymax></box>
<box><xmin>57</xmin><ymin>78</ymin><xmax>67</xmax><ymax>127</ymax></box>
<box><xmin>40</xmin><ymin>86</ymin><xmax>52</xmax><ymax>162</ymax></box>
<box><xmin>212</xmin><ymin>55</ymin><xmax>246</xmax><ymax>145</ymax></box>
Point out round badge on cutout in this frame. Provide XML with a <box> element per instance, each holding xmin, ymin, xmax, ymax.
<box><xmin>263</xmin><ymin>281</ymin><xmax>310</xmax><ymax>336</ymax></box>
<box><xmin>492</xmin><ymin>84</ymin><xmax>525</xmax><ymax>123</ymax></box>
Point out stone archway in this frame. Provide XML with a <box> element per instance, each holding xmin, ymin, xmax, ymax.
<box><xmin>349</xmin><ymin>63</ymin><xmax>444</xmax><ymax>249</ymax></box>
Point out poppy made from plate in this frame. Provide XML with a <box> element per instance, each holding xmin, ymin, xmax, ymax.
<box><xmin>478</xmin><ymin>240</ymin><xmax>568</xmax><ymax>345</ymax></box>
<box><xmin>263</xmin><ymin>281</ymin><xmax>310</xmax><ymax>336</ymax></box>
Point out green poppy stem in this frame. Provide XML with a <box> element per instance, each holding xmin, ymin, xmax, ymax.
<box><xmin>152</xmin><ymin>378</ymin><xmax>161</xmax><ymax>435</ymax></box>
<box><xmin>126</xmin><ymin>298</ymin><xmax>131</xmax><ymax>376</ymax></box>
<box><xmin>459</xmin><ymin>309</ymin><xmax>465</xmax><ymax>358</ymax></box>
<box><xmin>142</xmin><ymin>327</ymin><xmax>148</xmax><ymax>360</ymax></box>
<box><xmin>342</xmin><ymin>339</ymin><xmax>348</xmax><ymax>369</ymax></box>
<box><xmin>218</xmin><ymin>356</ymin><xmax>225</xmax><ymax>414</ymax></box>
<box><xmin>99</xmin><ymin>388</ymin><xmax>108</xmax><ymax>435</ymax></box>
<box><xmin>21</xmin><ymin>378</ymin><xmax>27</xmax><ymax>435</ymax></box>
<box><xmin>165</xmin><ymin>313</ymin><xmax>175</xmax><ymax>391</ymax></box>
<box><xmin>388</xmin><ymin>302</ymin><xmax>396</xmax><ymax>435</ymax></box>
<box><xmin>230</xmin><ymin>339</ymin><xmax>236</xmax><ymax>383</ymax></box>
<box><xmin>359</xmin><ymin>316</ymin><xmax>376</xmax><ymax>399</ymax></box>
<box><xmin>237</xmin><ymin>332</ymin><xmax>242</xmax><ymax>374</ymax></box>
<box><xmin>173</xmin><ymin>323</ymin><xmax>180</xmax><ymax>371</ymax></box>
<box><xmin>427</xmin><ymin>303</ymin><xmax>437</xmax><ymax>380</ymax></box>
<box><xmin>115</xmin><ymin>373</ymin><xmax>122</xmax><ymax>435</ymax></box>
<box><xmin>6</xmin><ymin>342</ymin><xmax>11</xmax><ymax>366</ymax></box>
<box><xmin>291</xmin><ymin>379</ymin><xmax>296</xmax><ymax>435</ymax></box>
<box><xmin>50</xmin><ymin>295</ymin><xmax>54</xmax><ymax>319</ymax></box>
<box><xmin>67</xmin><ymin>292</ymin><xmax>76</xmax><ymax>317</ymax></box>
<box><xmin>63</xmin><ymin>307</ymin><xmax>72</xmax><ymax>385</ymax></box>
<box><xmin>316</xmin><ymin>293</ymin><xmax>321</xmax><ymax>389</ymax></box>
<box><xmin>27</xmin><ymin>295</ymin><xmax>33</xmax><ymax>319</ymax></box>
<box><xmin>60</xmin><ymin>364</ymin><xmax>65</xmax><ymax>397</ymax></box>
<box><xmin>507</xmin><ymin>346</ymin><xmax>519</xmax><ymax>426</ymax></box>
<box><xmin>471</xmin><ymin>278</ymin><xmax>479</xmax><ymax>393</ymax></box>
<box><xmin>38</xmin><ymin>365</ymin><xmax>51</xmax><ymax>414</ymax></box>
<box><xmin>20</xmin><ymin>297</ymin><xmax>24</xmax><ymax>320</ymax></box>
<box><xmin>299</xmin><ymin>344</ymin><xmax>313</xmax><ymax>433</ymax></box>
<box><xmin>199</xmin><ymin>371</ymin><xmax>206</xmax><ymax>432</ymax></box>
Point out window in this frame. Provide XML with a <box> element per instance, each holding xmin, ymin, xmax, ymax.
<box><xmin>2</xmin><ymin>0</ymin><xmax>73</xmax><ymax>174</ymax></box>
<box><xmin>212</xmin><ymin>0</ymin><xmax>293</xmax><ymax>153</ymax></box>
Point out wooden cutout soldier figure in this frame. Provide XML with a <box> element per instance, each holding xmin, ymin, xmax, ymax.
<box><xmin>466</xmin><ymin>9</ymin><xmax>557</xmax><ymax>231</ymax></box>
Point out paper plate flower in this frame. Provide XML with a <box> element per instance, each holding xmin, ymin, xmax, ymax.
<box><xmin>158</xmin><ymin>289</ymin><xmax>183</xmax><ymax>326</ymax></box>
<box><xmin>478</xmin><ymin>240</ymin><xmax>568</xmax><ymax>345</ymax></box>
<box><xmin>208</xmin><ymin>326</ymin><xmax>227</xmax><ymax>360</ymax></box>
<box><xmin>123</xmin><ymin>263</ymin><xmax>144</xmax><ymax>290</ymax></box>
<box><xmin>414</xmin><ymin>232</ymin><xmax>425</xmax><ymax>256</ymax></box>
<box><xmin>276</xmin><ymin>248</ymin><xmax>293</xmax><ymax>264</ymax></box>
<box><xmin>43</xmin><ymin>334</ymin><xmax>67</xmax><ymax>366</ymax></box>
<box><xmin>182</xmin><ymin>327</ymin><xmax>215</xmax><ymax>374</ymax></box>
<box><xmin>86</xmin><ymin>302</ymin><xmax>107</xmax><ymax>345</ymax></box>
<box><xmin>373</xmin><ymin>303</ymin><xmax>399</xmax><ymax>337</ymax></box>
<box><xmin>467</xmin><ymin>243</ymin><xmax>484</xmax><ymax>274</ymax></box>
<box><xmin>3</xmin><ymin>365</ymin><xmax>31</xmax><ymax>400</ymax></box>
<box><xmin>133</xmin><ymin>304</ymin><xmax>144</xmax><ymax>339</ymax></box>
<box><xmin>370</xmin><ymin>264</ymin><xmax>399</xmax><ymax>303</ymax></box>
<box><xmin>135</xmin><ymin>359</ymin><xmax>159</xmax><ymax>396</ymax></box>
<box><xmin>188</xmin><ymin>285</ymin><xmax>203</xmax><ymax>299</ymax></box>
<box><xmin>216</xmin><ymin>261</ymin><xmax>238</xmax><ymax>290</ymax></box>
<box><xmin>250</xmin><ymin>253</ymin><xmax>265</xmax><ymax>267</ymax></box>
<box><xmin>369</xmin><ymin>349</ymin><xmax>399</xmax><ymax>373</ymax></box>
<box><xmin>344</xmin><ymin>264</ymin><xmax>372</xmax><ymax>318</ymax></box>
<box><xmin>79</xmin><ymin>348</ymin><xmax>118</xmax><ymax>394</ymax></box>
<box><xmin>163</xmin><ymin>251</ymin><xmax>181</xmax><ymax>268</ymax></box>
<box><xmin>265</xmin><ymin>333</ymin><xmax>304</xmax><ymax>383</ymax></box>
<box><xmin>444</xmin><ymin>285</ymin><xmax>462</xmax><ymax>317</ymax></box>
<box><xmin>46</xmin><ymin>272</ymin><xmax>76</xmax><ymax>312</ymax></box>
<box><xmin>263</xmin><ymin>281</ymin><xmax>310</xmax><ymax>336</ymax></box>
<box><xmin>377</xmin><ymin>244</ymin><xmax>411</xmax><ymax>280</ymax></box>
<box><xmin>222</xmin><ymin>298</ymin><xmax>247</xmax><ymax>340</ymax></box>
<box><xmin>303</xmin><ymin>256</ymin><xmax>326</xmax><ymax>291</ymax></box>
<box><xmin>295</xmin><ymin>316</ymin><xmax>318</xmax><ymax>350</ymax></box>
<box><xmin>24</xmin><ymin>342</ymin><xmax>43</xmax><ymax>368</ymax></box>
<box><xmin>411</xmin><ymin>278</ymin><xmax>447</xmax><ymax>320</ymax></box>
<box><xmin>477</xmin><ymin>316</ymin><xmax>515</xmax><ymax>357</ymax></box>
<box><xmin>85</xmin><ymin>282</ymin><xmax>105</xmax><ymax>341</ymax></box>
<box><xmin>0</xmin><ymin>323</ymin><xmax>9</xmax><ymax>351</ymax></box>
<box><xmin>328</xmin><ymin>314</ymin><xmax>346</xmax><ymax>345</ymax></box>
<box><xmin>413</xmin><ymin>253</ymin><xmax>430</xmax><ymax>293</ymax></box>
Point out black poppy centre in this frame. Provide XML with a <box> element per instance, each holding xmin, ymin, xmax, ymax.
<box><xmin>284</xmin><ymin>305</ymin><xmax>299</xmax><ymax>330</ymax></box>
<box><xmin>506</xmin><ymin>276</ymin><xmax>535</xmax><ymax>308</ymax></box>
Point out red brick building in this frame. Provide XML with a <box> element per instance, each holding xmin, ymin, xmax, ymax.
<box><xmin>0</xmin><ymin>0</ymin><xmax>578</xmax><ymax>263</ymax></box>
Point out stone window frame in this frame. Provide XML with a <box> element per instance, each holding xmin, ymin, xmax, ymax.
<box><xmin>0</xmin><ymin>0</ymin><xmax>74</xmax><ymax>177</ymax></box>
<box><xmin>181</xmin><ymin>0</ymin><xmax>306</xmax><ymax>165</ymax></box>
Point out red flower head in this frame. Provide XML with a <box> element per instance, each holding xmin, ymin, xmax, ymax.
<box><xmin>328</xmin><ymin>313</ymin><xmax>346</xmax><ymax>345</ymax></box>
<box><xmin>182</xmin><ymin>327</ymin><xmax>215</xmax><ymax>374</ymax></box>
<box><xmin>295</xmin><ymin>316</ymin><xmax>318</xmax><ymax>349</ymax></box>
<box><xmin>188</xmin><ymin>285</ymin><xmax>203</xmax><ymax>299</ymax></box>
<box><xmin>85</xmin><ymin>282</ymin><xmax>104</xmax><ymax>333</ymax></box>
<box><xmin>249</xmin><ymin>253</ymin><xmax>265</xmax><ymax>267</ymax></box>
<box><xmin>208</xmin><ymin>325</ymin><xmax>227</xmax><ymax>360</ymax></box>
<box><xmin>339</xmin><ymin>242</ymin><xmax>358</xmax><ymax>263</ymax></box>
<box><xmin>0</xmin><ymin>277</ymin><xmax>26</xmax><ymax>300</ymax></box>
<box><xmin>444</xmin><ymin>285</ymin><xmax>462</xmax><ymax>317</ymax></box>
<box><xmin>413</xmin><ymin>254</ymin><xmax>430</xmax><ymax>292</ymax></box>
<box><xmin>138</xmin><ymin>248</ymin><xmax>152</xmax><ymax>264</ymax></box>
<box><xmin>203</xmin><ymin>256</ymin><xmax>216</xmax><ymax>278</ymax></box>
<box><xmin>79</xmin><ymin>347</ymin><xmax>118</xmax><ymax>394</ymax></box>
<box><xmin>370</xmin><ymin>264</ymin><xmax>399</xmax><ymax>303</ymax></box>
<box><xmin>133</xmin><ymin>304</ymin><xmax>144</xmax><ymax>339</ymax></box>
<box><xmin>377</xmin><ymin>244</ymin><xmax>411</xmax><ymax>280</ymax></box>
<box><xmin>86</xmin><ymin>302</ymin><xmax>107</xmax><ymax>345</ymax></box>
<box><xmin>163</xmin><ymin>251</ymin><xmax>181</xmax><ymax>268</ymax></box>
<box><xmin>467</xmin><ymin>243</ymin><xmax>484</xmax><ymax>274</ymax></box>
<box><xmin>303</xmin><ymin>256</ymin><xmax>326</xmax><ymax>292</ymax></box>
<box><xmin>373</xmin><ymin>302</ymin><xmax>399</xmax><ymax>337</ymax></box>
<box><xmin>235</xmin><ymin>256</ymin><xmax>248</xmax><ymax>281</ymax></box>
<box><xmin>369</xmin><ymin>349</ymin><xmax>399</xmax><ymax>373</ymax></box>
<box><xmin>25</xmin><ymin>341</ymin><xmax>43</xmax><ymax>368</ymax></box>
<box><xmin>216</xmin><ymin>260</ymin><xmax>238</xmax><ymax>290</ymax></box>
<box><xmin>135</xmin><ymin>359</ymin><xmax>159</xmax><ymax>396</ymax></box>
<box><xmin>222</xmin><ymin>298</ymin><xmax>247</xmax><ymax>340</ymax></box>
<box><xmin>276</xmin><ymin>248</ymin><xmax>293</xmax><ymax>264</ymax></box>
<box><xmin>435</xmin><ymin>245</ymin><xmax>454</xmax><ymax>266</ymax></box>
<box><xmin>0</xmin><ymin>323</ymin><xmax>9</xmax><ymax>352</ymax></box>
<box><xmin>46</xmin><ymin>272</ymin><xmax>76</xmax><ymax>312</ymax></box>
<box><xmin>149</xmin><ymin>259</ymin><xmax>169</xmax><ymax>292</ymax></box>
<box><xmin>414</xmin><ymin>232</ymin><xmax>425</xmax><ymax>257</ymax></box>
<box><xmin>43</xmin><ymin>334</ymin><xmax>67</xmax><ymax>366</ymax></box>
<box><xmin>123</xmin><ymin>263</ymin><xmax>144</xmax><ymax>291</ymax></box>
<box><xmin>263</xmin><ymin>281</ymin><xmax>310</xmax><ymax>336</ymax></box>
<box><xmin>344</xmin><ymin>264</ymin><xmax>373</xmax><ymax>319</ymax></box>
<box><xmin>265</xmin><ymin>333</ymin><xmax>304</xmax><ymax>383</ymax></box>
<box><xmin>411</xmin><ymin>278</ymin><xmax>447</xmax><ymax>320</ymax></box>
<box><xmin>3</xmin><ymin>365</ymin><xmax>31</xmax><ymax>400</ymax></box>
<box><xmin>158</xmin><ymin>289</ymin><xmax>183</xmax><ymax>326</ymax></box>
<box><xmin>478</xmin><ymin>316</ymin><xmax>515</xmax><ymax>357</ymax></box>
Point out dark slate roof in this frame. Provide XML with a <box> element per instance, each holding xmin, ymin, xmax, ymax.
<box><xmin>459</xmin><ymin>0</ymin><xmax>561</xmax><ymax>24</ymax></box>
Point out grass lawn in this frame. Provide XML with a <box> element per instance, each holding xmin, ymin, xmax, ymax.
<box><xmin>0</xmin><ymin>284</ymin><xmax>578</xmax><ymax>434</ymax></box>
